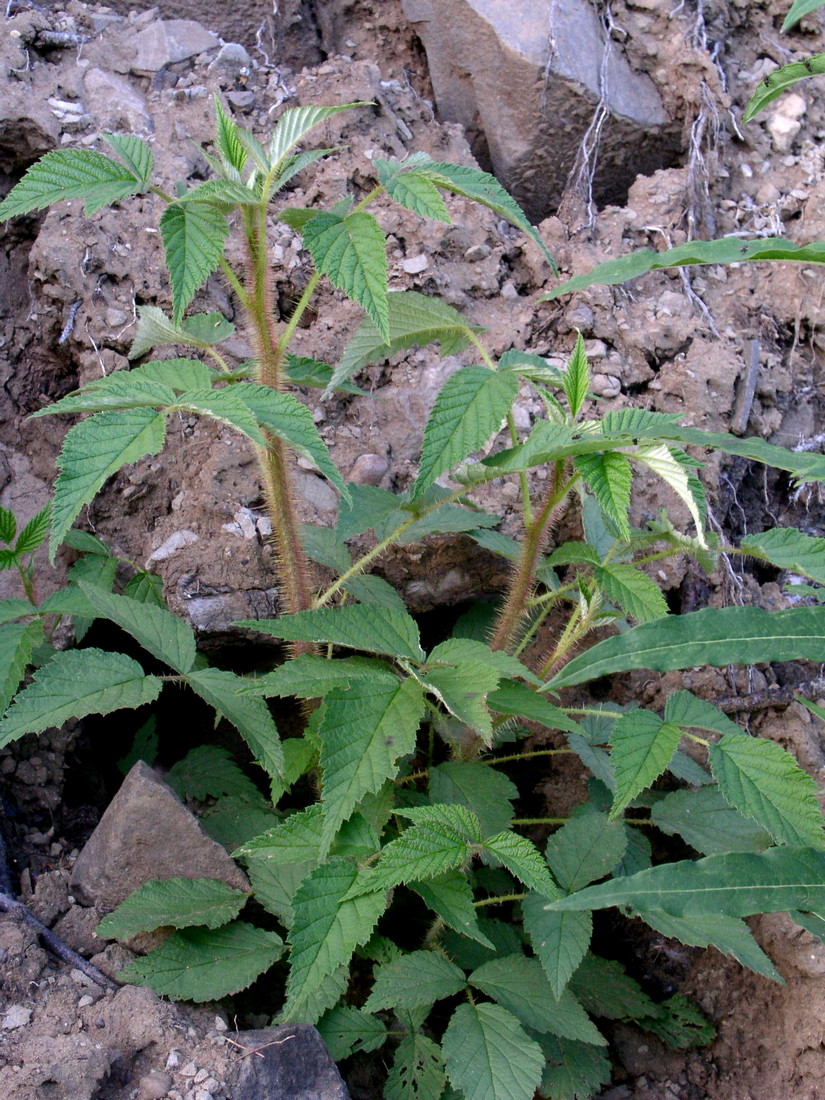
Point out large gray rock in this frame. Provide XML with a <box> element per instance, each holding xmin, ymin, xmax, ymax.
<box><xmin>130</xmin><ymin>19</ymin><xmax>220</xmax><ymax>73</ymax></box>
<box><xmin>70</xmin><ymin>761</ymin><xmax>249</xmax><ymax>910</ymax></box>
<box><xmin>231</xmin><ymin>1025</ymin><xmax>350</xmax><ymax>1100</ymax></box>
<box><xmin>401</xmin><ymin>0</ymin><xmax>676</xmax><ymax>220</ymax></box>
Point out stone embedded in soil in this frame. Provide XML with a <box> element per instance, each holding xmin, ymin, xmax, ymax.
<box><xmin>402</xmin><ymin>0</ymin><xmax>674</xmax><ymax>219</ymax></box>
<box><xmin>231</xmin><ymin>1025</ymin><xmax>350</xmax><ymax>1100</ymax></box>
<box><xmin>130</xmin><ymin>19</ymin><xmax>220</xmax><ymax>73</ymax></box>
<box><xmin>69</xmin><ymin>761</ymin><xmax>250</xmax><ymax>911</ymax></box>
<box><xmin>1</xmin><ymin>1005</ymin><xmax>32</xmax><ymax>1030</ymax></box>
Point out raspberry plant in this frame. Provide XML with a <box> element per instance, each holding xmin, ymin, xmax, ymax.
<box><xmin>2</xmin><ymin>45</ymin><xmax>825</xmax><ymax>1099</ymax></box>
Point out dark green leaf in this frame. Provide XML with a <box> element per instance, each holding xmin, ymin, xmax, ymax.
<box><xmin>186</xmin><ymin>668</ymin><xmax>283</xmax><ymax>779</ymax></box>
<box><xmin>638</xmin><ymin>909</ymin><xmax>783</xmax><ymax>982</ymax></box>
<box><xmin>650</xmin><ymin>786</ymin><xmax>774</xmax><ymax>855</ymax></box>
<box><xmin>165</xmin><ymin>744</ymin><xmax>261</xmax><ymax>802</ymax></box>
<box><xmin>522</xmin><ymin>891</ymin><xmax>592</xmax><ymax>999</ymax></box>
<box><xmin>304</xmin><ymin>211</ymin><xmax>388</xmax><ymax>339</ymax></box>
<box><xmin>160</xmin><ymin>201</ymin><xmax>230</xmax><ymax>323</ymax></box>
<box><xmin>442</xmin><ymin>1001</ymin><xmax>545</xmax><ymax>1100</ymax></box>
<box><xmin>539</xmin><ymin>1034</ymin><xmax>611</xmax><ymax>1100</ymax></box>
<box><xmin>78</xmin><ymin>583</ymin><xmax>196</xmax><ymax>674</ymax></box>
<box><xmin>237</xmin><ymin>605</ymin><xmax>424</xmax><ymax>661</ymax></box>
<box><xmin>97</xmin><ymin>877</ymin><xmax>249</xmax><ymax>939</ymax></box>
<box><xmin>609</xmin><ymin>710</ymin><xmax>683</xmax><ymax>817</ymax></box>
<box><xmin>14</xmin><ymin>503</ymin><xmax>51</xmax><ymax>556</ymax></box>
<box><xmin>546</xmin><ymin>811</ymin><xmax>628</xmax><ymax>891</ymax></box>
<box><xmin>364</xmin><ymin>950</ymin><xmax>466</xmax><ymax>1012</ymax></box>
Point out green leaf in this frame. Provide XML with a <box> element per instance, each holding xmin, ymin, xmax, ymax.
<box><xmin>0</xmin><ymin>621</ymin><xmax>42</xmax><ymax>717</ymax></box>
<box><xmin>609</xmin><ymin>710</ymin><xmax>683</xmax><ymax>817</ymax></box>
<box><xmin>545</xmin><ymin>236</ymin><xmax>825</xmax><ymax>299</ymax></box>
<box><xmin>117</xmin><ymin>716</ymin><xmax>159</xmax><ymax>775</ymax></box>
<box><xmin>782</xmin><ymin>0</ymin><xmax>825</xmax><ymax>30</ymax></box>
<box><xmin>97</xmin><ymin>877</ymin><xmax>249</xmax><ymax>939</ymax></box>
<box><xmin>638</xmin><ymin>994</ymin><xmax>715</xmax><ymax>1049</ymax></box>
<box><xmin>230</xmin><ymin>383</ymin><xmax>346</xmax><ymax>496</ymax></box>
<box><xmin>0</xmin><ymin>507</ymin><xmax>16</xmax><ymax>544</ymax></box>
<box><xmin>664</xmin><ymin>690</ymin><xmax>743</xmax><ymax>736</ymax></box>
<box><xmin>175</xmin><ymin>388</ymin><xmax>266</xmax><ymax>445</ymax></box>
<box><xmin>574</xmin><ymin>454</ymin><xmax>632</xmax><ymax>541</ymax></box>
<box><xmin>285</xmin><ymin>859</ymin><xmax>387</xmax><ymax>1019</ymax></box>
<box><xmin>213</xmin><ymin>94</ymin><xmax>247</xmax><ymax>172</ymax></box>
<box><xmin>483</xmin><ymin>831</ymin><xmax>560</xmax><ymax>898</ymax></box>
<box><xmin>241</xmin><ymin>654</ymin><xmax>387</xmax><ymax>699</ymax></box>
<box><xmin>0</xmin><ymin>148</ymin><xmax>148</xmax><ymax>220</ymax></box>
<box><xmin>124</xmin><ymin>571</ymin><xmax>166</xmax><ymax>607</ymax></box>
<box><xmin>268</xmin><ymin>102</ymin><xmax>368</xmax><ymax>168</ymax></box>
<box><xmin>77</xmin><ymin>583</ymin><xmax>196</xmax><ymax>673</ymax></box>
<box><xmin>539</xmin><ymin>1035</ymin><xmax>611</xmax><ymax>1100</ymax></box>
<box><xmin>237</xmin><ymin>605</ymin><xmax>424</xmax><ymax>661</ymax></box>
<box><xmin>415</xmin><ymin>366</ymin><xmax>519</xmax><ymax>496</ymax></box>
<box><xmin>429</xmin><ymin>639</ymin><xmax>540</xmax><ymax>686</ymax></box>
<box><xmin>186</xmin><ymin>667</ymin><xmax>283</xmax><ymax>779</ymax></box>
<box><xmin>160</xmin><ymin>201</ymin><xmax>230</xmax><ymax>323</ymax></box>
<box><xmin>303</xmin><ymin>211</ymin><xmax>388</xmax><ymax>339</ymax></box>
<box><xmin>377</xmin><ymin>158</ymin><xmax>452</xmax><ymax>221</ymax></box>
<box><xmin>14</xmin><ymin>503</ymin><xmax>51</xmax><ymax>556</ymax></box>
<box><xmin>397</xmin><ymin>503</ymin><xmax>500</xmax><ymax>543</ymax></box>
<box><xmin>50</xmin><ymin>408</ymin><xmax>166</xmax><ymax>561</ymax></box>
<box><xmin>569</xmin><ymin>953</ymin><xmax>656</xmax><ymax>1019</ymax></box>
<box><xmin>546</xmin><ymin>812</ymin><xmax>629</xmax><ymax>891</ymax></box>
<box><xmin>546</xmin><ymin>605</ymin><xmax>825</xmax><ymax>690</ymax></box>
<box><xmin>119</xmin><ymin>921</ymin><xmax>283</xmax><ymax>1001</ymax></box>
<box><xmin>101</xmin><ymin>133</ymin><xmax>153</xmax><ymax>186</ymax></box>
<box><xmin>744</xmin><ymin>51</ymin><xmax>825</xmax><ymax>121</ymax></box>
<box><xmin>415</xmin><ymin>159</ymin><xmax>555</xmax><ymax>269</ymax></box>
<box><xmin>412</xmin><ymin>872</ymin><xmax>495</xmax><ymax>947</ymax></box>
<box><xmin>789</xmin><ymin>909</ymin><xmax>825</xmax><ymax>941</ymax></box>
<box><xmin>316</xmin><ymin>1005</ymin><xmax>387</xmax><ymax>1061</ymax></box>
<box><xmin>650</xmin><ymin>786</ymin><xmax>773</xmax><ymax>855</ymax></box>
<box><xmin>301</xmin><ymin>523</ymin><xmax>351</xmax><ymax>573</ymax></box>
<box><xmin>547</xmin><ymin>847</ymin><xmax>825</xmax><ymax>917</ymax></box>
<box><xmin>423</xmin><ymin>660</ymin><xmax>499</xmax><ymax>743</ymax></box>
<box><xmin>522</xmin><ymin>891</ymin><xmax>592</xmax><ymax>999</ymax></box>
<box><xmin>236</xmin><ymin>804</ymin><xmax>324</xmax><ymax>861</ymax></box>
<box><xmin>595</xmin><ymin>563</ymin><xmax>668</xmax><ymax>623</ymax></box>
<box><xmin>365</xmin><ymin>950</ymin><xmax>466</xmax><ymax>1013</ymax></box>
<box><xmin>563</xmin><ymin>334</ymin><xmax>590</xmax><ymax>417</ymax></box>
<box><xmin>469</xmin><ymin>955</ymin><xmax>606</xmax><ymax>1044</ymax></box>
<box><xmin>429</xmin><ymin>762</ymin><xmax>517</xmax><ymax>839</ymax></box>
<box><xmin>285</xmin><ymin>354</ymin><xmax>364</xmax><ymax>394</ymax></box>
<box><xmin>488</xmin><ymin>680</ymin><xmax>586</xmax><ymax>736</ymax></box>
<box><xmin>0</xmin><ymin>599</ymin><xmax>36</xmax><ymax>625</ymax></box>
<box><xmin>331</xmin><ymin>290</ymin><xmax>476</xmax><ymax>393</ymax></box>
<box><xmin>319</xmin><ymin>675</ymin><xmax>423</xmax><ymax>853</ymax></box>
<box><xmin>637</xmin><ymin>909</ymin><xmax>783</xmax><ymax>982</ymax></box>
<box><xmin>343</xmin><ymin>572</ymin><xmax>409</xmax><ymax>613</ymax></box>
<box><xmin>442</xmin><ymin>1001</ymin><xmax>545</xmax><ymax>1100</ymax></box>
<box><xmin>128</xmin><ymin>304</ymin><xmax>234</xmax><ymax>359</ymax></box>
<box><xmin>709</xmin><ymin>732</ymin><xmax>825</xmax><ymax>848</ymax></box>
<box><xmin>386</xmin><ymin>1033</ymin><xmax>446</xmax><ymax>1100</ymax></box>
<box><xmin>31</xmin><ymin>376</ymin><xmax>177</xmax><ymax>418</ymax></box>
<box><xmin>741</xmin><ymin>526</ymin><xmax>825</xmax><ymax>585</ymax></box>
<box><xmin>361</xmin><ymin>804</ymin><xmax>483</xmax><ymax>892</ymax></box>
<box><xmin>0</xmin><ymin>648</ymin><xmax>161</xmax><ymax>748</ymax></box>
<box><xmin>201</xmin><ymin>794</ymin><xmax>280</xmax><ymax>852</ymax></box>
<box><xmin>165</xmin><ymin>745</ymin><xmax>261</xmax><ymax>803</ymax></box>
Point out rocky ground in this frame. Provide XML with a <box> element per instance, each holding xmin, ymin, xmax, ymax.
<box><xmin>2</xmin><ymin>0</ymin><xmax>825</xmax><ymax>1097</ymax></box>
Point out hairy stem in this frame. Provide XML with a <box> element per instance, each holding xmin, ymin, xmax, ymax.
<box><xmin>490</xmin><ymin>461</ymin><xmax>569</xmax><ymax>652</ymax></box>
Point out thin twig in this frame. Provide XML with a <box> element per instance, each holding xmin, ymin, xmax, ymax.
<box><xmin>731</xmin><ymin>338</ymin><xmax>760</xmax><ymax>436</ymax></box>
<box><xmin>0</xmin><ymin>890</ymin><xmax>120</xmax><ymax>991</ymax></box>
<box><xmin>714</xmin><ymin>679</ymin><xmax>825</xmax><ymax>714</ymax></box>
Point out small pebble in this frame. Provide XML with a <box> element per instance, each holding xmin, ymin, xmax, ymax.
<box><xmin>166</xmin><ymin>1050</ymin><xmax>183</xmax><ymax>1070</ymax></box>
<box><xmin>180</xmin><ymin>1061</ymin><xmax>198</xmax><ymax>1077</ymax></box>
<box><xmin>77</xmin><ymin>995</ymin><xmax>94</xmax><ymax>1008</ymax></box>
<box><xmin>137</xmin><ymin>1069</ymin><xmax>172</xmax><ymax>1100</ymax></box>
<box><xmin>591</xmin><ymin>373</ymin><xmax>621</xmax><ymax>398</ymax></box>
<box><xmin>213</xmin><ymin>1016</ymin><xmax>228</xmax><ymax>1032</ymax></box>
<box><xmin>1</xmin><ymin>1005</ymin><xmax>32</xmax><ymax>1030</ymax></box>
<box><xmin>401</xmin><ymin>253</ymin><xmax>428</xmax><ymax>274</ymax></box>
<box><xmin>194</xmin><ymin>1068</ymin><xmax>209</xmax><ymax>1083</ymax></box>
<box><xmin>348</xmin><ymin>452</ymin><xmax>388</xmax><ymax>486</ymax></box>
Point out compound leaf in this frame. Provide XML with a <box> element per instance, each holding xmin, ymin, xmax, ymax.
<box><xmin>186</xmin><ymin>667</ymin><xmax>283</xmax><ymax>779</ymax></box>
<box><xmin>0</xmin><ymin>507</ymin><xmax>16</xmax><ymax>544</ymax></box>
<box><xmin>522</xmin><ymin>891</ymin><xmax>592</xmax><ymax>999</ymax></box>
<box><xmin>709</xmin><ymin>732</ymin><xmax>825</xmax><ymax>848</ymax></box>
<box><xmin>469</xmin><ymin>955</ymin><xmax>606</xmax><ymax>1045</ymax></box>
<box><xmin>377</xmin><ymin>158</ymin><xmax>451</xmax><ymax>221</ymax></box>
<box><xmin>101</xmin><ymin>133</ymin><xmax>153</xmax><ymax>185</ymax></box>
<box><xmin>160</xmin><ymin>200</ymin><xmax>230</xmax><ymax>323</ymax></box>
<box><xmin>364</xmin><ymin>949</ymin><xmax>466</xmax><ymax>1013</ymax></box>
<box><xmin>77</xmin><ymin>583</ymin><xmax>196</xmax><ymax>674</ymax></box>
<box><xmin>129</xmin><ymin>304</ymin><xmax>234</xmax><ymax>359</ymax></box>
<box><xmin>14</xmin><ymin>503</ymin><xmax>51</xmax><ymax>556</ymax></box>
<box><xmin>50</xmin><ymin>408</ymin><xmax>166</xmax><ymax>561</ymax></box>
<box><xmin>268</xmin><ymin>102</ymin><xmax>367</xmax><ymax>167</ymax></box>
<box><xmin>423</xmin><ymin>661</ymin><xmax>499</xmax><ymax>743</ymax></box>
<box><xmin>119</xmin><ymin>921</ymin><xmax>283</xmax><ymax>1001</ymax></box>
<box><xmin>415</xmin><ymin>366</ymin><xmax>519</xmax><ymax>496</ymax></box>
<box><xmin>237</xmin><ymin>605</ymin><xmax>424</xmax><ymax>661</ymax></box>
<box><xmin>546</xmin><ymin>605</ymin><xmax>825</xmax><ymax>690</ymax></box>
<box><xmin>30</xmin><ymin>377</ymin><xmax>177</xmax><ymax>418</ymax></box>
<box><xmin>0</xmin><ymin>648</ymin><xmax>160</xmax><ymax>748</ymax></box>
<box><xmin>241</xmin><ymin>654</ymin><xmax>386</xmax><ymax>699</ymax></box>
<box><xmin>563</xmin><ymin>334</ymin><xmax>590</xmax><ymax>418</ymax></box>
<box><xmin>331</xmin><ymin>290</ymin><xmax>476</xmax><ymax>393</ymax></box>
<box><xmin>664</xmin><ymin>690</ymin><xmax>742</xmax><ymax>737</ymax></box>
<box><xmin>304</xmin><ymin>211</ymin><xmax>388</xmax><ymax>339</ymax></box>
<box><xmin>0</xmin><ymin>148</ymin><xmax>148</xmax><ymax>220</ymax></box>
<box><xmin>442</xmin><ymin>1001</ymin><xmax>545</xmax><ymax>1100</ymax></box>
<box><xmin>319</xmin><ymin>675</ymin><xmax>424</xmax><ymax>853</ymax></box>
<box><xmin>0</xmin><ymin>599</ymin><xmax>36</xmax><ymax>625</ymax></box>
<box><xmin>97</xmin><ymin>877</ymin><xmax>249</xmax><ymax>940</ymax></box>
<box><xmin>483</xmin><ymin>831</ymin><xmax>560</xmax><ymax>898</ymax></box>
<box><xmin>547</xmin><ymin>847</ymin><xmax>825</xmax><ymax>917</ymax></box>
<box><xmin>609</xmin><ymin>711</ymin><xmax>683</xmax><ymax>817</ymax></box>
<box><xmin>213</xmin><ymin>94</ymin><xmax>247</xmax><ymax>172</ymax></box>
<box><xmin>285</xmin><ymin>859</ymin><xmax>387</xmax><ymax>1019</ymax></box>
<box><xmin>569</xmin><ymin>953</ymin><xmax>656</xmax><ymax>1019</ymax></box>
<box><xmin>361</xmin><ymin>805</ymin><xmax>483</xmax><ymax>892</ymax></box>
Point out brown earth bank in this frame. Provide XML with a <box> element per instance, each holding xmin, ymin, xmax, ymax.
<box><xmin>2</xmin><ymin>0</ymin><xmax>825</xmax><ymax>1097</ymax></box>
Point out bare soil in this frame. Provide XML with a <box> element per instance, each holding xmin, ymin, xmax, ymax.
<box><xmin>2</xmin><ymin>0</ymin><xmax>825</xmax><ymax>1097</ymax></box>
